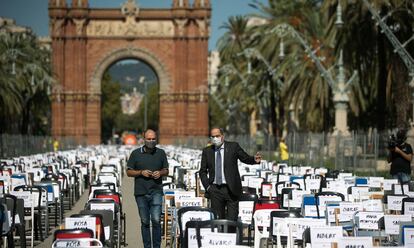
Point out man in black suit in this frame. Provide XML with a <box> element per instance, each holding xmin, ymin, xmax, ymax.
<box><xmin>199</xmin><ymin>127</ymin><xmax>262</xmax><ymax>220</ymax></box>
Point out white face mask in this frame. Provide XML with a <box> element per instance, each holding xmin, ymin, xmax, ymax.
<box><xmin>211</xmin><ymin>136</ymin><xmax>223</xmax><ymax>147</ymax></box>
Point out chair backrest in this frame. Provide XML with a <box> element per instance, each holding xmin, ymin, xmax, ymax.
<box><xmin>238</xmin><ymin>194</ymin><xmax>258</xmax><ymax>225</ymax></box>
<box><xmin>260</xmin><ymin>182</ymin><xmax>273</xmax><ymax>198</ymax></box>
<box><xmin>196</xmin><ymin>219</ymin><xmax>243</xmax><ymax>247</ymax></box>
<box><xmin>54</xmin><ymin>228</ymin><xmax>94</xmax><ymax>240</ymax></box>
<box><xmin>353</xmin><ymin>211</ymin><xmax>385</xmax><ymax>233</ymax></box>
<box><xmin>254</xmin><ymin>199</ymin><xmax>280</xmax><ymax>212</ymax></box>
<box><xmin>280</xmin><ymin>187</ymin><xmax>299</xmax><ymax>209</ymax></box>
<box><xmin>269</xmin><ymin>209</ymin><xmax>302</xmax><ymax>238</ymax></box>
<box><xmin>355</xmin><ymin>177</ymin><xmax>368</xmax><ymax>186</ymax></box>
<box><xmin>97</xmin><ymin>173</ymin><xmax>118</xmax><ymax>187</ymax></box>
<box><xmin>183</xmin><ymin>220</ymin><xmax>199</xmax><ymax>248</ymax></box>
<box><xmin>0</xmin><ymin>203</ymin><xmax>6</xmax><ymax>235</ymax></box>
<box><xmin>177</xmin><ymin>206</ymin><xmax>216</xmax><ymax>240</ymax></box>
<box><xmin>275</xmin><ymin>181</ymin><xmax>301</xmax><ymax>197</ymax></box>
<box><xmin>386</xmin><ymin>194</ymin><xmax>408</xmax><ymax>212</ymax></box>
<box><xmin>399</xmin><ymin>221</ymin><xmax>414</xmax><ymax>246</ymax></box>
<box><xmin>93</xmin><ymin>190</ymin><xmax>121</xmax><ymax>205</ymax></box>
<box><xmin>52</xmin><ymin>238</ymin><xmax>103</xmax><ymax>248</ymax></box>
<box><xmin>85</xmin><ymin>199</ymin><xmax>119</xmax><ymax>221</ymax></box>
<box><xmin>100</xmin><ymin>165</ymin><xmax>117</xmax><ymax>174</ymax></box>
<box><xmin>402</xmin><ymin>197</ymin><xmax>414</xmax><ymax>216</ymax></box>
<box><xmin>315</xmin><ymin>191</ymin><xmax>345</xmax><ymax>219</ymax></box>
<box><xmin>303</xmin><ymin>174</ymin><xmax>324</xmax><ymax>192</ymax></box>
<box><xmin>34</xmin><ymin>183</ymin><xmax>55</xmax><ymax>203</ymax></box>
<box><xmin>0</xmin><ymin>194</ymin><xmax>18</xmax><ymax>233</ymax></box>
<box><xmin>80</xmin><ymin>210</ymin><xmax>114</xmax><ymax>241</ymax></box>
<box><xmin>13</xmin><ymin>185</ymin><xmax>47</xmax><ymax>208</ymax></box>
<box><xmin>70</xmin><ymin>214</ymin><xmax>105</xmax><ymax>243</ymax></box>
<box><xmin>10</xmin><ymin>174</ymin><xmax>26</xmax><ymax>189</ymax></box>
<box><xmin>88</xmin><ymin>183</ymin><xmax>116</xmax><ymax>198</ymax></box>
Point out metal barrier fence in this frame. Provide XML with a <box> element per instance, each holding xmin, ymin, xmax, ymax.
<box><xmin>172</xmin><ymin>130</ymin><xmax>404</xmax><ymax>176</ymax></box>
<box><xmin>0</xmin><ymin>134</ymin><xmax>87</xmax><ymax>158</ymax></box>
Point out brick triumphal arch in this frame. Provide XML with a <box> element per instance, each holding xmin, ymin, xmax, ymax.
<box><xmin>49</xmin><ymin>0</ymin><xmax>211</xmax><ymax>144</ymax></box>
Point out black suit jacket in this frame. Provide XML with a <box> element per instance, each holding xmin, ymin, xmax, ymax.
<box><xmin>199</xmin><ymin>141</ymin><xmax>258</xmax><ymax>198</ymax></box>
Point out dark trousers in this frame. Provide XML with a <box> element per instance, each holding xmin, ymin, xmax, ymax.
<box><xmin>210</xmin><ymin>184</ymin><xmax>239</xmax><ymax>221</ymax></box>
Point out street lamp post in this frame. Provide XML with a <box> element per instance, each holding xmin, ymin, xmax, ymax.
<box><xmin>271</xmin><ymin>22</ymin><xmax>357</xmax><ymax>135</ymax></box>
<box><xmin>139</xmin><ymin>76</ymin><xmax>147</xmax><ymax>130</ymax></box>
<box><xmin>239</xmin><ymin>47</ymin><xmax>285</xmax><ymax>135</ymax></box>
<box><xmin>362</xmin><ymin>0</ymin><xmax>414</xmax><ymax>125</ymax></box>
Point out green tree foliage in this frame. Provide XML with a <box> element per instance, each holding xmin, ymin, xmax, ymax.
<box><xmin>0</xmin><ymin>32</ymin><xmax>53</xmax><ymax>134</ymax></box>
<box><xmin>101</xmin><ymin>70</ymin><xmax>159</xmax><ymax>143</ymax></box>
<box><xmin>135</xmin><ymin>83</ymin><xmax>159</xmax><ymax>131</ymax></box>
<box><xmin>213</xmin><ymin>0</ymin><xmax>414</xmax><ymax>135</ymax></box>
<box><xmin>101</xmin><ymin>72</ymin><xmax>121</xmax><ymax>142</ymax></box>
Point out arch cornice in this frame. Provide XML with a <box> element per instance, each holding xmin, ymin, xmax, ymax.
<box><xmin>89</xmin><ymin>46</ymin><xmax>172</xmax><ymax>94</ymax></box>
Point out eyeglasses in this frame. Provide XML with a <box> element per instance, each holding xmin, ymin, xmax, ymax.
<box><xmin>146</xmin><ymin>138</ymin><xmax>156</xmax><ymax>141</ymax></box>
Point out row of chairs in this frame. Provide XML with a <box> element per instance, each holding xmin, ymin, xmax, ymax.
<box><xmin>0</xmin><ymin>145</ymin><xmax>129</xmax><ymax>247</ymax></box>
<box><xmin>52</xmin><ymin>161</ymin><xmax>128</xmax><ymax>248</ymax></box>
<box><xmin>0</xmin><ymin>158</ymin><xmax>89</xmax><ymax>247</ymax></box>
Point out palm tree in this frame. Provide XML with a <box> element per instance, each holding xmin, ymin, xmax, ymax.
<box><xmin>215</xmin><ymin>15</ymin><xmax>257</xmax><ymax>134</ymax></box>
<box><xmin>250</xmin><ymin>0</ymin><xmax>337</xmax><ymax>131</ymax></box>
<box><xmin>0</xmin><ymin>31</ymin><xmax>53</xmax><ymax>134</ymax></box>
<box><xmin>323</xmin><ymin>0</ymin><xmax>414</xmax><ymax>129</ymax></box>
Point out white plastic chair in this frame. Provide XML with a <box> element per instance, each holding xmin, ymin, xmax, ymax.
<box><xmin>253</xmin><ymin>209</ymin><xmax>273</xmax><ymax>248</ymax></box>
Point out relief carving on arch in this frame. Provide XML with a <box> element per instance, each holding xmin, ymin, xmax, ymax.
<box><xmin>174</xmin><ymin>19</ymin><xmax>188</xmax><ymax>36</ymax></box>
<box><xmin>87</xmin><ymin>20</ymin><xmax>174</xmax><ymax>37</ymax></box>
<box><xmin>50</xmin><ymin>19</ymin><xmax>64</xmax><ymax>36</ymax></box>
<box><xmin>73</xmin><ymin>18</ymin><xmax>86</xmax><ymax>36</ymax></box>
<box><xmin>196</xmin><ymin>19</ymin><xmax>210</xmax><ymax>37</ymax></box>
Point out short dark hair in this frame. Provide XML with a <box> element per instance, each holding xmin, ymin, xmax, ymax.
<box><xmin>210</xmin><ymin>127</ymin><xmax>224</xmax><ymax>135</ymax></box>
<box><xmin>144</xmin><ymin>129</ymin><xmax>157</xmax><ymax>139</ymax></box>
<box><xmin>397</xmin><ymin>129</ymin><xmax>407</xmax><ymax>142</ymax></box>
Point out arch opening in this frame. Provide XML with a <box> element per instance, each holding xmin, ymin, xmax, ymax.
<box><xmin>101</xmin><ymin>57</ymin><xmax>160</xmax><ymax>144</ymax></box>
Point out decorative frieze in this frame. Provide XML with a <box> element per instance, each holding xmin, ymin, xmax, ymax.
<box><xmin>50</xmin><ymin>19</ymin><xmax>65</xmax><ymax>36</ymax></box>
<box><xmin>87</xmin><ymin>20</ymin><xmax>174</xmax><ymax>37</ymax></box>
<box><xmin>50</xmin><ymin>92</ymin><xmax>101</xmax><ymax>102</ymax></box>
<box><xmin>73</xmin><ymin>18</ymin><xmax>86</xmax><ymax>36</ymax></box>
<box><xmin>160</xmin><ymin>93</ymin><xmax>208</xmax><ymax>103</ymax></box>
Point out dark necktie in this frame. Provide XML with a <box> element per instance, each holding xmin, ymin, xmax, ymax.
<box><xmin>215</xmin><ymin>148</ymin><xmax>223</xmax><ymax>185</ymax></box>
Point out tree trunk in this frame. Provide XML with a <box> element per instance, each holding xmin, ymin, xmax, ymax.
<box><xmin>377</xmin><ymin>33</ymin><xmax>387</xmax><ymax>130</ymax></box>
<box><xmin>392</xmin><ymin>58</ymin><xmax>410</xmax><ymax>128</ymax></box>
<box><xmin>20</xmin><ymin>99</ymin><xmax>31</xmax><ymax>135</ymax></box>
<box><xmin>269</xmin><ymin>74</ymin><xmax>278</xmax><ymax>136</ymax></box>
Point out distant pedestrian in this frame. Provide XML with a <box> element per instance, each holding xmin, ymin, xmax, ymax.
<box><xmin>279</xmin><ymin>137</ymin><xmax>289</xmax><ymax>163</ymax></box>
<box><xmin>126</xmin><ymin>129</ymin><xmax>169</xmax><ymax>248</ymax></box>
<box><xmin>388</xmin><ymin>129</ymin><xmax>412</xmax><ymax>183</ymax></box>
<box><xmin>53</xmin><ymin>139</ymin><xmax>59</xmax><ymax>152</ymax></box>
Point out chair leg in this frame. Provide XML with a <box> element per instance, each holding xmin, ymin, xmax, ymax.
<box><xmin>7</xmin><ymin>232</ymin><xmax>15</xmax><ymax>248</ymax></box>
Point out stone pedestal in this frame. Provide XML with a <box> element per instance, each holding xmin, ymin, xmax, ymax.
<box><xmin>332</xmin><ymin>102</ymin><xmax>350</xmax><ymax>136</ymax></box>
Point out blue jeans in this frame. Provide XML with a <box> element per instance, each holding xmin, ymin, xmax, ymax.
<box><xmin>392</xmin><ymin>172</ymin><xmax>411</xmax><ymax>183</ymax></box>
<box><xmin>135</xmin><ymin>191</ymin><xmax>163</xmax><ymax>248</ymax></box>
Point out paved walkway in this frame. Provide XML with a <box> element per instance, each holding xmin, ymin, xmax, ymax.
<box><xmin>36</xmin><ymin>175</ymin><xmax>143</xmax><ymax>248</ymax></box>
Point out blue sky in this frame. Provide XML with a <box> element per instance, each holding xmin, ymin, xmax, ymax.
<box><xmin>0</xmin><ymin>0</ymin><xmax>266</xmax><ymax>50</ymax></box>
